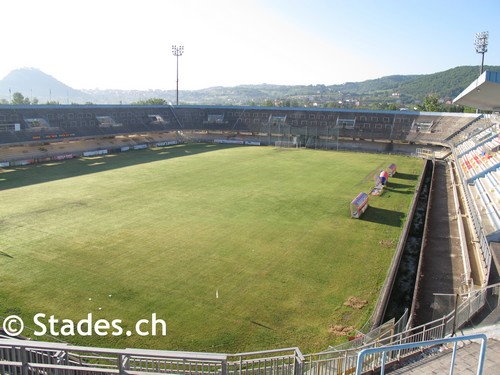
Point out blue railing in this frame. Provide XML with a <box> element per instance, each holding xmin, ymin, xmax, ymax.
<box><xmin>355</xmin><ymin>333</ymin><xmax>488</xmax><ymax>375</ymax></box>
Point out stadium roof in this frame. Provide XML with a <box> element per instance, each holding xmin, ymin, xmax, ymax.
<box><xmin>453</xmin><ymin>70</ymin><xmax>500</xmax><ymax>111</ymax></box>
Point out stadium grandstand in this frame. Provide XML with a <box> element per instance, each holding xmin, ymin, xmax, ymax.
<box><xmin>1</xmin><ymin>71</ymin><xmax>500</xmax><ymax>373</ymax></box>
<box><xmin>0</xmin><ymin>104</ymin><xmax>481</xmax><ymax>148</ymax></box>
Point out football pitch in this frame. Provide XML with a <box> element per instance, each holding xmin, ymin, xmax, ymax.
<box><xmin>0</xmin><ymin>143</ymin><xmax>423</xmax><ymax>353</ymax></box>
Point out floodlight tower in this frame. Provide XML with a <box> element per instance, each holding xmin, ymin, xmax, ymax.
<box><xmin>474</xmin><ymin>31</ymin><xmax>489</xmax><ymax>75</ymax></box>
<box><xmin>172</xmin><ymin>45</ymin><xmax>184</xmax><ymax>105</ymax></box>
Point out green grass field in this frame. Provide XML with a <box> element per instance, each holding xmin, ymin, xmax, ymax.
<box><xmin>0</xmin><ymin>143</ymin><xmax>423</xmax><ymax>353</ymax></box>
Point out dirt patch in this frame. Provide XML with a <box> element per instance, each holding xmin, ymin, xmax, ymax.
<box><xmin>344</xmin><ymin>296</ymin><xmax>368</xmax><ymax>309</ymax></box>
<box><xmin>328</xmin><ymin>324</ymin><xmax>355</xmax><ymax>336</ymax></box>
<box><xmin>379</xmin><ymin>239</ymin><xmax>394</xmax><ymax>248</ymax></box>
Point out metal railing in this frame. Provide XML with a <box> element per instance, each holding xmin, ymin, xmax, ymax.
<box><xmin>0</xmin><ymin>340</ymin><xmax>305</xmax><ymax>375</ymax></box>
<box><xmin>355</xmin><ymin>333</ymin><xmax>488</xmax><ymax>375</ymax></box>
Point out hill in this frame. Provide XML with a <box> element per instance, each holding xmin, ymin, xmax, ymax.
<box><xmin>80</xmin><ymin>65</ymin><xmax>500</xmax><ymax>106</ymax></box>
<box><xmin>0</xmin><ymin>68</ymin><xmax>90</xmax><ymax>103</ymax></box>
<box><xmin>1</xmin><ymin>65</ymin><xmax>499</xmax><ymax>107</ymax></box>
<box><xmin>395</xmin><ymin>66</ymin><xmax>491</xmax><ymax>100</ymax></box>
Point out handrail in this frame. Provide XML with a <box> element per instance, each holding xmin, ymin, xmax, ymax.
<box><xmin>355</xmin><ymin>333</ymin><xmax>488</xmax><ymax>375</ymax></box>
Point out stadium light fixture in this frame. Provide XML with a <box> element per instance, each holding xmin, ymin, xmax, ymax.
<box><xmin>474</xmin><ymin>31</ymin><xmax>489</xmax><ymax>75</ymax></box>
<box><xmin>172</xmin><ymin>45</ymin><xmax>184</xmax><ymax>106</ymax></box>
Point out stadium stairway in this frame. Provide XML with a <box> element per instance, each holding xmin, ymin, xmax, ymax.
<box><xmin>387</xmin><ymin>327</ymin><xmax>500</xmax><ymax>374</ymax></box>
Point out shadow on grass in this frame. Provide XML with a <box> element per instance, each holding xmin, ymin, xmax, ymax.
<box><xmin>0</xmin><ymin>143</ymin><xmax>241</xmax><ymax>191</ymax></box>
<box><xmin>383</xmin><ymin>187</ymin><xmax>415</xmax><ymax>195</ymax></box>
<box><xmin>0</xmin><ymin>250</ymin><xmax>14</xmax><ymax>258</ymax></box>
<box><xmin>385</xmin><ymin>181</ymin><xmax>414</xmax><ymax>190</ymax></box>
<box><xmin>362</xmin><ymin>206</ymin><xmax>405</xmax><ymax>227</ymax></box>
<box><xmin>394</xmin><ymin>172</ymin><xmax>418</xmax><ymax>181</ymax></box>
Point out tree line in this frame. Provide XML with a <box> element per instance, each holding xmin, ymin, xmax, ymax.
<box><xmin>0</xmin><ymin>91</ymin><xmax>61</xmax><ymax>105</ymax></box>
<box><xmin>0</xmin><ymin>91</ymin><xmax>478</xmax><ymax>113</ymax></box>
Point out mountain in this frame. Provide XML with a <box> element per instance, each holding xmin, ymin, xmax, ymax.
<box><xmin>1</xmin><ymin>65</ymin><xmax>499</xmax><ymax>106</ymax></box>
<box><xmin>0</xmin><ymin>68</ymin><xmax>89</xmax><ymax>103</ymax></box>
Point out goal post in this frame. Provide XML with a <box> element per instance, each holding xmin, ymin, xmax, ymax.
<box><xmin>275</xmin><ymin>139</ymin><xmax>298</xmax><ymax>148</ymax></box>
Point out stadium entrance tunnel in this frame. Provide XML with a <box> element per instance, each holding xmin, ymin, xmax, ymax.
<box><xmin>381</xmin><ymin>160</ymin><xmax>433</xmax><ymax>324</ymax></box>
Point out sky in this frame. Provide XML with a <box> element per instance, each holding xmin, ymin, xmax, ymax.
<box><xmin>2</xmin><ymin>0</ymin><xmax>500</xmax><ymax>91</ymax></box>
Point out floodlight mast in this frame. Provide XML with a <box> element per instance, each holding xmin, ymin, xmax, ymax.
<box><xmin>475</xmin><ymin>31</ymin><xmax>489</xmax><ymax>75</ymax></box>
<box><xmin>172</xmin><ymin>45</ymin><xmax>184</xmax><ymax>105</ymax></box>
